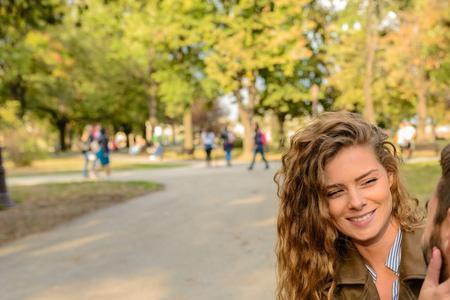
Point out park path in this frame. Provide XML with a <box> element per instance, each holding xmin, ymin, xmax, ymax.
<box><xmin>1</xmin><ymin>161</ymin><xmax>279</xmax><ymax>300</ymax></box>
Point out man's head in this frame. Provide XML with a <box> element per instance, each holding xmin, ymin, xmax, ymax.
<box><xmin>422</xmin><ymin>144</ymin><xmax>450</xmax><ymax>282</ymax></box>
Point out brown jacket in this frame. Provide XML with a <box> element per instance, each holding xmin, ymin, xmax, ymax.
<box><xmin>333</xmin><ymin>228</ymin><xmax>426</xmax><ymax>300</ymax></box>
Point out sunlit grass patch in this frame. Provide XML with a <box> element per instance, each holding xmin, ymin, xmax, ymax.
<box><xmin>400</xmin><ymin>161</ymin><xmax>441</xmax><ymax>206</ymax></box>
<box><xmin>5</xmin><ymin>152</ymin><xmax>186</xmax><ymax>177</ymax></box>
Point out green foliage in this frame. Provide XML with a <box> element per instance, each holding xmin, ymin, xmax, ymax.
<box><xmin>0</xmin><ymin>0</ymin><xmax>66</xmax><ymax>40</ymax></box>
<box><xmin>0</xmin><ymin>102</ymin><xmax>49</xmax><ymax>166</ymax></box>
<box><xmin>328</xmin><ymin>0</ymin><xmax>449</xmax><ymax>127</ymax></box>
<box><xmin>1</xmin><ymin>0</ymin><xmax>448</xmax><ymax>153</ymax></box>
<box><xmin>5</xmin><ymin>131</ymin><xmax>45</xmax><ymax>167</ymax></box>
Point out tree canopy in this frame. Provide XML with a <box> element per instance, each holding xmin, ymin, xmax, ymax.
<box><xmin>1</xmin><ymin>0</ymin><xmax>448</xmax><ymax>152</ymax></box>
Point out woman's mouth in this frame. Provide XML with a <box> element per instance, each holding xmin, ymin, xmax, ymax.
<box><xmin>347</xmin><ymin>209</ymin><xmax>376</xmax><ymax>227</ymax></box>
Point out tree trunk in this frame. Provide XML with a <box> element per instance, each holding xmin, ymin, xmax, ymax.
<box><xmin>146</xmin><ymin>86</ymin><xmax>157</xmax><ymax>142</ymax></box>
<box><xmin>234</xmin><ymin>89</ymin><xmax>254</xmax><ymax>158</ymax></box>
<box><xmin>411</xmin><ymin>21</ymin><xmax>428</xmax><ymax>142</ymax></box>
<box><xmin>415</xmin><ymin>66</ymin><xmax>428</xmax><ymax>142</ymax></box>
<box><xmin>0</xmin><ymin>147</ymin><xmax>14</xmax><ymax>208</ymax></box>
<box><xmin>183</xmin><ymin>106</ymin><xmax>194</xmax><ymax>152</ymax></box>
<box><xmin>140</xmin><ymin>124</ymin><xmax>146</xmax><ymax>140</ymax></box>
<box><xmin>67</xmin><ymin>124</ymin><xmax>74</xmax><ymax>150</ymax></box>
<box><xmin>56</xmin><ymin>117</ymin><xmax>68</xmax><ymax>151</ymax></box>
<box><xmin>171</xmin><ymin>123</ymin><xmax>176</xmax><ymax>145</ymax></box>
<box><xmin>147</xmin><ymin>47</ymin><xmax>157</xmax><ymax>142</ymax></box>
<box><xmin>122</xmin><ymin>124</ymin><xmax>132</xmax><ymax>149</ymax></box>
<box><xmin>363</xmin><ymin>0</ymin><xmax>376</xmax><ymax>124</ymax></box>
<box><xmin>10</xmin><ymin>75</ymin><xmax>27</xmax><ymax>119</ymax></box>
<box><xmin>277</xmin><ymin>112</ymin><xmax>286</xmax><ymax>149</ymax></box>
<box><xmin>269</xmin><ymin>112</ymin><xmax>280</xmax><ymax>150</ymax></box>
<box><xmin>310</xmin><ymin>84</ymin><xmax>320</xmax><ymax>116</ymax></box>
<box><xmin>239</xmin><ymin>75</ymin><xmax>259</xmax><ymax>158</ymax></box>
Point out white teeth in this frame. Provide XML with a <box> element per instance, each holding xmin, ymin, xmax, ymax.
<box><xmin>349</xmin><ymin>211</ymin><xmax>373</xmax><ymax>222</ymax></box>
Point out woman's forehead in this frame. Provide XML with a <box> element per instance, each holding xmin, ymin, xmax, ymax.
<box><xmin>324</xmin><ymin>145</ymin><xmax>382</xmax><ymax>178</ymax></box>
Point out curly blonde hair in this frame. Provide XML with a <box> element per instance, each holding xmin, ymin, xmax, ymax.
<box><xmin>274</xmin><ymin>111</ymin><xmax>423</xmax><ymax>300</ymax></box>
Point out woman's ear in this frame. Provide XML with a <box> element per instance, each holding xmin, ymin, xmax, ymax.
<box><xmin>388</xmin><ymin>173</ymin><xmax>394</xmax><ymax>188</ymax></box>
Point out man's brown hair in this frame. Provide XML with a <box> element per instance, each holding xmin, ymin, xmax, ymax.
<box><xmin>434</xmin><ymin>144</ymin><xmax>450</xmax><ymax>225</ymax></box>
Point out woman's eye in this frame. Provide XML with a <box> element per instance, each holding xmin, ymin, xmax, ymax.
<box><xmin>327</xmin><ymin>190</ymin><xmax>343</xmax><ymax>198</ymax></box>
<box><xmin>363</xmin><ymin>178</ymin><xmax>377</xmax><ymax>185</ymax></box>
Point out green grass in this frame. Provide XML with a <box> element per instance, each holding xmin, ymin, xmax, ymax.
<box><xmin>5</xmin><ymin>152</ymin><xmax>187</xmax><ymax>177</ymax></box>
<box><xmin>116</xmin><ymin>162</ymin><xmax>186</xmax><ymax>170</ymax></box>
<box><xmin>400</xmin><ymin>161</ymin><xmax>441</xmax><ymax>206</ymax></box>
<box><xmin>8</xmin><ymin>180</ymin><xmax>161</xmax><ymax>204</ymax></box>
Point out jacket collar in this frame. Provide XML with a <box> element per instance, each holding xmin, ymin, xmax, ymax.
<box><xmin>335</xmin><ymin>228</ymin><xmax>426</xmax><ymax>286</ymax></box>
<box><xmin>399</xmin><ymin>227</ymin><xmax>427</xmax><ymax>281</ymax></box>
<box><xmin>335</xmin><ymin>241</ymin><xmax>368</xmax><ymax>285</ymax></box>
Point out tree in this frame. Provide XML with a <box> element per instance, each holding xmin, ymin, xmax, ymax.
<box><xmin>257</xmin><ymin>1</ymin><xmax>333</xmax><ymax>149</ymax></box>
<box><xmin>363</xmin><ymin>0</ymin><xmax>378</xmax><ymax>123</ymax></box>
<box><xmin>0</xmin><ymin>1</ymin><xmax>77</xmax><ymax>150</ymax></box>
<box><xmin>149</xmin><ymin>0</ymin><xmax>219</xmax><ymax>151</ymax></box>
<box><xmin>379</xmin><ymin>0</ymin><xmax>449</xmax><ymax>140</ymax></box>
<box><xmin>204</xmin><ymin>0</ymin><xmax>314</xmax><ymax>156</ymax></box>
<box><xmin>0</xmin><ymin>0</ymin><xmax>67</xmax><ymax>114</ymax></box>
<box><xmin>329</xmin><ymin>0</ymin><xmax>449</xmax><ymax>131</ymax></box>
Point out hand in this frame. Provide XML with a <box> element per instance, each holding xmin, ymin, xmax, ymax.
<box><xmin>419</xmin><ymin>247</ymin><xmax>450</xmax><ymax>299</ymax></box>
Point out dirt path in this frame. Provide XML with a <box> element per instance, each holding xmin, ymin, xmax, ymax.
<box><xmin>1</xmin><ymin>162</ymin><xmax>278</xmax><ymax>300</ymax></box>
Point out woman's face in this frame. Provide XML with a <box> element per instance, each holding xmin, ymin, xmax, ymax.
<box><xmin>324</xmin><ymin>144</ymin><xmax>394</xmax><ymax>244</ymax></box>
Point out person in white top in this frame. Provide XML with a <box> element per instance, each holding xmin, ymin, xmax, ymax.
<box><xmin>396</xmin><ymin>121</ymin><xmax>416</xmax><ymax>158</ymax></box>
<box><xmin>201</xmin><ymin>128</ymin><xmax>215</xmax><ymax>167</ymax></box>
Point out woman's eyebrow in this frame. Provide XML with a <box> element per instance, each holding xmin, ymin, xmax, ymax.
<box><xmin>326</xmin><ymin>183</ymin><xmax>344</xmax><ymax>190</ymax></box>
<box><xmin>326</xmin><ymin>169</ymin><xmax>379</xmax><ymax>189</ymax></box>
<box><xmin>355</xmin><ymin>169</ymin><xmax>378</xmax><ymax>182</ymax></box>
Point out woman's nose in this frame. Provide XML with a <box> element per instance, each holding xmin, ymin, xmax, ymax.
<box><xmin>347</xmin><ymin>189</ymin><xmax>367</xmax><ymax>210</ymax></box>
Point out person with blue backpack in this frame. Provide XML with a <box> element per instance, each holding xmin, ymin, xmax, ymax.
<box><xmin>221</xmin><ymin>126</ymin><xmax>235</xmax><ymax>167</ymax></box>
<box><xmin>95</xmin><ymin>127</ymin><xmax>111</xmax><ymax>176</ymax></box>
<box><xmin>248</xmin><ymin>123</ymin><xmax>269</xmax><ymax>170</ymax></box>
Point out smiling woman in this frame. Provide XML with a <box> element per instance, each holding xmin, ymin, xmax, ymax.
<box><xmin>274</xmin><ymin>111</ymin><xmax>425</xmax><ymax>300</ymax></box>
<box><xmin>325</xmin><ymin>145</ymin><xmax>395</xmax><ymax>246</ymax></box>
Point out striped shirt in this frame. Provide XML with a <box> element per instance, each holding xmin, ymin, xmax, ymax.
<box><xmin>365</xmin><ymin>230</ymin><xmax>403</xmax><ymax>300</ymax></box>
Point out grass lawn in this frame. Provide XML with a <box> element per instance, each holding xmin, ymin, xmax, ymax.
<box><xmin>400</xmin><ymin>161</ymin><xmax>441</xmax><ymax>206</ymax></box>
<box><xmin>5</xmin><ymin>152</ymin><xmax>187</xmax><ymax>177</ymax></box>
<box><xmin>0</xmin><ymin>181</ymin><xmax>161</xmax><ymax>246</ymax></box>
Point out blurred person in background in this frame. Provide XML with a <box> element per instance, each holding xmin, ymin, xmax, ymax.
<box><xmin>201</xmin><ymin>127</ymin><xmax>215</xmax><ymax>167</ymax></box>
<box><xmin>81</xmin><ymin>125</ymin><xmax>96</xmax><ymax>178</ymax></box>
<box><xmin>248</xmin><ymin>123</ymin><xmax>269</xmax><ymax>170</ymax></box>
<box><xmin>221</xmin><ymin>126</ymin><xmax>235</xmax><ymax>167</ymax></box>
<box><xmin>396</xmin><ymin>121</ymin><xmax>416</xmax><ymax>159</ymax></box>
<box><xmin>95</xmin><ymin>127</ymin><xmax>111</xmax><ymax>176</ymax></box>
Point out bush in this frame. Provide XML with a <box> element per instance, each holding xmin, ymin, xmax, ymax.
<box><xmin>0</xmin><ymin>102</ymin><xmax>48</xmax><ymax>166</ymax></box>
<box><xmin>4</xmin><ymin>130</ymin><xmax>47</xmax><ymax>166</ymax></box>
